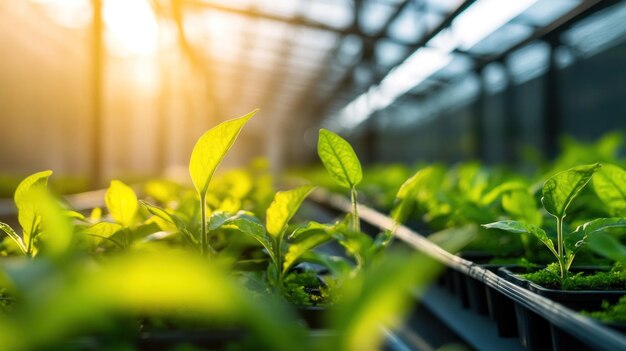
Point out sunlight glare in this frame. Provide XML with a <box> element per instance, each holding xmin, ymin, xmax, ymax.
<box><xmin>103</xmin><ymin>0</ymin><xmax>159</xmax><ymax>56</ymax></box>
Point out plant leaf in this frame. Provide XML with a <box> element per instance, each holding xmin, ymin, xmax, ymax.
<box><xmin>34</xmin><ymin>189</ymin><xmax>75</xmax><ymax>257</ymax></box>
<box><xmin>288</xmin><ymin>221</ymin><xmax>330</xmax><ymax>242</ymax></box>
<box><xmin>298</xmin><ymin>251</ymin><xmax>352</xmax><ymax>276</ymax></box>
<box><xmin>283</xmin><ymin>230</ymin><xmax>331</xmax><ymax>273</ymax></box>
<box><xmin>483</xmin><ymin>220</ymin><xmax>557</xmax><ymax>257</ymax></box>
<box><xmin>211</xmin><ymin>211</ymin><xmax>275</xmax><ymax>262</ymax></box>
<box><xmin>390</xmin><ymin>170</ymin><xmax>422</xmax><ymax>224</ymax></box>
<box><xmin>541</xmin><ymin>163</ymin><xmax>601</xmax><ymax>219</ymax></box>
<box><xmin>592</xmin><ymin>164</ymin><xmax>626</xmax><ymax>217</ymax></box>
<box><xmin>317</xmin><ymin>129</ymin><xmax>362</xmax><ymax>189</ymax></box>
<box><xmin>189</xmin><ymin>110</ymin><xmax>257</xmax><ymax>196</ymax></box>
<box><xmin>502</xmin><ymin>190</ymin><xmax>542</xmax><ymax>226</ymax></box>
<box><xmin>15</xmin><ymin>170</ymin><xmax>53</xmax><ymax>249</ymax></box>
<box><xmin>567</xmin><ymin>218</ymin><xmax>626</xmax><ymax>253</ymax></box>
<box><xmin>0</xmin><ymin>222</ymin><xmax>26</xmax><ymax>254</ymax></box>
<box><xmin>83</xmin><ymin>222</ymin><xmax>124</xmax><ymax>245</ymax></box>
<box><xmin>266</xmin><ymin>185</ymin><xmax>315</xmax><ymax>239</ymax></box>
<box><xmin>140</xmin><ymin>200</ymin><xmax>197</xmax><ymax>244</ymax></box>
<box><xmin>105</xmin><ymin>180</ymin><xmax>138</xmax><ymax>227</ymax></box>
<box><xmin>587</xmin><ymin>232</ymin><xmax>626</xmax><ymax>264</ymax></box>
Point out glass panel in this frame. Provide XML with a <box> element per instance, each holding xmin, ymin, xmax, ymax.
<box><xmin>360</xmin><ymin>2</ymin><xmax>396</xmax><ymax>35</ymax></box>
<box><xmin>507</xmin><ymin>41</ymin><xmax>550</xmax><ymax>84</ymax></box>
<box><xmin>387</xmin><ymin>2</ymin><xmax>424</xmax><ymax>42</ymax></box>
<box><xmin>375</xmin><ymin>39</ymin><xmax>408</xmax><ymax>67</ymax></box>
<box><xmin>561</xmin><ymin>1</ymin><xmax>626</xmax><ymax>57</ymax></box>
<box><xmin>517</xmin><ymin>0</ymin><xmax>581</xmax><ymax>27</ymax></box>
<box><xmin>305</xmin><ymin>0</ymin><xmax>353</xmax><ymax>29</ymax></box>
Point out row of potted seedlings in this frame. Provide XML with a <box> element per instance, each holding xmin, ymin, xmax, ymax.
<box><xmin>0</xmin><ymin>110</ymin><xmax>471</xmax><ymax>350</ymax></box>
<box><xmin>307</xmin><ymin>134</ymin><xmax>626</xmax><ymax>350</ymax></box>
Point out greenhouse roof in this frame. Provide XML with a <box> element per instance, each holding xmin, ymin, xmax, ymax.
<box><xmin>29</xmin><ymin>0</ymin><xmax>623</xmax><ymax>133</ymax></box>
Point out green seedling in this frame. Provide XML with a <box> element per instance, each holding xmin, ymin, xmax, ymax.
<box><xmin>484</xmin><ymin>163</ymin><xmax>626</xmax><ymax>284</ymax></box>
<box><xmin>189</xmin><ymin>109</ymin><xmax>257</xmax><ymax>255</ymax></box>
<box><xmin>318</xmin><ymin>129</ymin><xmax>362</xmax><ymax>233</ymax></box>
<box><xmin>0</xmin><ymin>171</ymin><xmax>52</xmax><ymax>256</ymax></box>
<box><xmin>0</xmin><ymin>171</ymin><xmax>75</xmax><ymax>258</ymax></box>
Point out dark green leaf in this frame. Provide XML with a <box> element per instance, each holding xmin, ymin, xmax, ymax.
<box><xmin>283</xmin><ymin>231</ymin><xmax>331</xmax><ymax>273</ymax></box>
<box><xmin>541</xmin><ymin>163</ymin><xmax>601</xmax><ymax>218</ymax></box>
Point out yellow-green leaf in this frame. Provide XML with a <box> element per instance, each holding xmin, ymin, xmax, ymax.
<box><xmin>34</xmin><ymin>188</ymin><xmax>75</xmax><ymax>258</ymax></box>
<box><xmin>541</xmin><ymin>163</ymin><xmax>601</xmax><ymax>219</ymax></box>
<box><xmin>318</xmin><ymin>129</ymin><xmax>362</xmax><ymax>189</ymax></box>
<box><xmin>283</xmin><ymin>231</ymin><xmax>331</xmax><ymax>273</ymax></box>
<box><xmin>14</xmin><ymin>170</ymin><xmax>53</xmax><ymax>249</ymax></box>
<box><xmin>105</xmin><ymin>180</ymin><xmax>138</xmax><ymax>227</ymax></box>
<box><xmin>592</xmin><ymin>164</ymin><xmax>626</xmax><ymax>217</ymax></box>
<box><xmin>189</xmin><ymin>110</ymin><xmax>257</xmax><ymax>196</ymax></box>
<box><xmin>0</xmin><ymin>222</ymin><xmax>26</xmax><ymax>254</ymax></box>
<box><xmin>266</xmin><ymin>186</ymin><xmax>315</xmax><ymax>239</ymax></box>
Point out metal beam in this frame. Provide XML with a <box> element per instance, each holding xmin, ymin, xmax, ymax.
<box><xmin>182</xmin><ymin>0</ymin><xmax>417</xmax><ymax>47</ymax></box>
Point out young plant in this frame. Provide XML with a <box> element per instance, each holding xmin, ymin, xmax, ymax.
<box><xmin>484</xmin><ymin>163</ymin><xmax>626</xmax><ymax>284</ymax></box>
<box><xmin>0</xmin><ymin>171</ymin><xmax>53</xmax><ymax>256</ymax></box>
<box><xmin>0</xmin><ymin>171</ymin><xmax>76</xmax><ymax>259</ymax></box>
<box><xmin>188</xmin><ymin>109</ymin><xmax>257</xmax><ymax>255</ymax></box>
<box><xmin>317</xmin><ymin>129</ymin><xmax>362</xmax><ymax>233</ymax></box>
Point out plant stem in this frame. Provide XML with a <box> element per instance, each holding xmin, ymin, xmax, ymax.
<box><xmin>351</xmin><ymin>187</ymin><xmax>360</xmax><ymax>233</ymax></box>
<box><xmin>200</xmin><ymin>193</ymin><xmax>207</xmax><ymax>256</ymax></box>
<box><xmin>557</xmin><ymin>217</ymin><xmax>565</xmax><ymax>280</ymax></box>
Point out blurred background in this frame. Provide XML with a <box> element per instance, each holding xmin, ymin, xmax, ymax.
<box><xmin>0</xmin><ymin>0</ymin><xmax>625</xmax><ymax>190</ymax></box>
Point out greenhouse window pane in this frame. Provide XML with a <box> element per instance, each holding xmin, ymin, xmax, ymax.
<box><xmin>561</xmin><ymin>1</ymin><xmax>626</xmax><ymax>57</ymax></box>
<box><xmin>451</xmin><ymin>0</ymin><xmax>537</xmax><ymax>50</ymax></box>
<box><xmin>507</xmin><ymin>41</ymin><xmax>550</xmax><ymax>84</ymax></box>
<box><xmin>257</xmin><ymin>0</ymin><xmax>300</xmax><ymax>17</ymax></box>
<box><xmin>467</xmin><ymin>22</ymin><xmax>533</xmax><ymax>55</ymax></box>
<box><xmin>387</xmin><ymin>2</ymin><xmax>423</xmax><ymax>43</ymax></box>
<box><xmin>360</xmin><ymin>2</ymin><xmax>396</xmax><ymax>35</ymax></box>
<box><xmin>375</xmin><ymin>40</ymin><xmax>408</xmax><ymax>68</ymax></box>
<box><xmin>305</xmin><ymin>0</ymin><xmax>353</xmax><ymax>29</ymax></box>
<box><xmin>337</xmin><ymin>35</ymin><xmax>363</xmax><ymax>66</ymax></box>
<box><xmin>517</xmin><ymin>0</ymin><xmax>581</xmax><ymax>27</ymax></box>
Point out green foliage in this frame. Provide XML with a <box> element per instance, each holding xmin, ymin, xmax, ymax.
<box><xmin>266</xmin><ymin>186</ymin><xmax>315</xmax><ymax>240</ymax></box>
<box><xmin>318</xmin><ymin>129</ymin><xmax>363</xmax><ymax>233</ymax></box>
<box><xmin>587</xmin><ymin>232</ymin><xmax>626</xmax><ymax>266</ymax></box>
<box><xmin>483</xmin><ymin>220</ymin><xmax>557</xmax><ymax>257</ymax></box>
<box><xmin>484</xmin><ymin>163</ymin><xmax>626</xmax><ymax>284</ymax></box>
<box><xmin>15</xmin><ymin>170</ymin><xmax>53</xmax><ymax>254</ymax></box>
<box><xmin>592</xmin><ymin>164</ymin><xmax>626</xmax><ymax>217</ymax></box>
<box><xmin>541</xmin><ymin>163</ymin><xmax>601</xmax><ymax>219</ymax></box>
<box><xmin>522</xmin><ymin>263</ymin><xmax>626</xmax><ymax>290</ymax></box>
<box><xmin>583</xmin><ymin>296</ymin><xmax>626</xmax><ymax>323</ymax></box>
<box><xmin>105</xmin><ymin>180</ymin><xmax>138</xmax><ymax>227</ymax></box>
<box><xmin>188</xmin><ymin>109</ymin><xmax>257</xmax><ymax>255</ymax></box>
<box><xmin>317</xmin><ymin>129</ymin><xmax>362</xmax><ymax>190</ymax></box>
<box><xmin>189</xmin><ymin>110</ymin><xmax>257</xmax><ymax>196</ymax></box>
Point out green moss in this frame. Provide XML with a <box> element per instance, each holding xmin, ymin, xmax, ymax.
<box><xmin>522</xmin><ymin>263</ymin><xmax>626</xmax><ymax>290</ymax></box>
<box><xmin>282</xmin><ymin>270</ymin><xmax>336</xmax><ymax>307</ymax></box>
<box><xmin>582</xmin><ymin>296</ymin><xmax>626</xmax><ymax>323</ymax></box>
